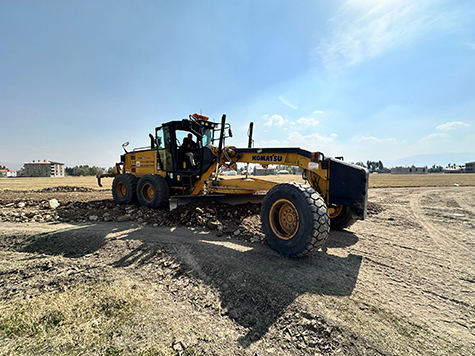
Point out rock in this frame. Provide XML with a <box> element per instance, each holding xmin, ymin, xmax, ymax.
<box><xmin>89</xmin><ymin>215</ymin><xmax>99</xmax><ymax>221</ymax></box>
<box><xmin>117</xmin><ymin>214</ymin><xmax>131</xmax><ymax>222</ymax></box>
<box><xmin>172</xmin><ymin>341</ymin><xmax>184</xmax><ymax>352</ymax></box>
<box><xmin>216</xmin><ymin>230</ymin><xmax>224</xmax><ymax>237</ymax></box>
<box><xmin>17</xmin><ymin>202</ymin><xmax>26</xmax><ymax>208</ymax></box>
<box><xmin>48</xmin><ymin>199</ymin><xmax>60</xmax><ymax>209</ymax></box>
<box><xmin>207</xmin><ymin>221</ymin><xmax>220</xmax><ymax>230</ymax></box>
<box><xmin>234</xmin><ymin>229</ymin><xmax>241</xmax><ymax>236</ymax></box>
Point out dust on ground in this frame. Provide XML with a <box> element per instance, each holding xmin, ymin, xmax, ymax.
<box><xmin>0</xmin><ymin>186</ymin><xmax>474</xmax><ymax>355</ymax></box>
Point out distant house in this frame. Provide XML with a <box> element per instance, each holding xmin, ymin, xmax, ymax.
<box><xmin>442</xmin><ymin>166</ymin><xmax>463</xmax><ymax>174</ymax></box>
<box><xmin>23</xmin><ymin>160</ymin><xmax>65</xmax><ymax>177</ymax></box>
<box><xmin>391</xmin><ymin>166</ymin><xmax>428</xmax><ymax>174</ymax></box>
<box><xmin>0</xmin><ymin>169</ymin><xmax>17</xmax><ymax>177</ymax></box>
<box><xmin>465</xmin><ymin>161</ymin><xmax>475</xmax><ymax>173</ymax></box>
<box><xmin>254</xmin><ymin>165</ymin><xmax>277</xmax><ymax>176</ymax></box>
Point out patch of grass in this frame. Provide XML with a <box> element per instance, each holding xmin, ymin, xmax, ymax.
<box><xmin>0</xmin><ymin>280</ymin><xmax>174</xmax><ymax>355</ymax></box>
<box><xmin>105</xmin><ymin>347</ymin><xmax>124</xmax><ymax>355</ymax></box>
<box><xmin>360</xmin><ymin>302</ymin><xmax>425</xmax><ymax>338</ymax></box>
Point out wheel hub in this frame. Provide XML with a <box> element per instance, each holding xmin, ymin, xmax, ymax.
<box><xmin>328</xmin><ymin>204</ymin><xmax>343</xmax><ymax>218</ymax></box>
<box><xmin>142</xmin><ymin>183</ymin><xmax>155</xmax><ymax>202</ymax></box>
<box><xmin>117</xmin><ymin>182</ymin><xmax>127</xmax><ymax>198</ymax></box>
<box><xmin>269</xmin><ymin>199</ymin><xmax>299</xmax><ymax>240</ymax></box>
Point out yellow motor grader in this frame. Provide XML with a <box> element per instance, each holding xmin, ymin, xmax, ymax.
<box><xmin>97</xmin><ymin>113</ymin><xmax>368</xmax><ymax>257</ymax></box>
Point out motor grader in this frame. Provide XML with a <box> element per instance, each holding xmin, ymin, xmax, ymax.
<box><xmin>97</xmin><ymin>113</ymin><xmax>368</xmax><ymax>257</ymax></box>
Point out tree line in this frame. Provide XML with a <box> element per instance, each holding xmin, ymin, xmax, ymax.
<box><xmin>351</xmin><ymin>160</ymin><xmax>387</xmax><ymax>173</ymax></box>
<box><xmin>65</xmin><ymin>165</ymin><xmax>114</xmax><ymax>176</ymax></box>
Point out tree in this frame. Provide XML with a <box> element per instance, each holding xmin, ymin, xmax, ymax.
<box><xmin>428</xmin><ymin>164</ymin><xmax>443</xmax><ymax>173</ymax></box>
<box><xmin>365</xmin><ymin>160</ymin><xmax>386</xmax><ymax>173</ymax></box>
<box><xmin>65</xmin><ymin>165</ymin><xmax>109</xmax><ymax>176</ymax></box>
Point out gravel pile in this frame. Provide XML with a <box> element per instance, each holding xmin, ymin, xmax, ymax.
<box><xmin>35</xmin><ymin>186</ymin><xmax>101</xmax><ymax>193</ymax></box>
<box><xmin>1</xmin><ymin>187</ymin><xmax>382</xmax><ymax>245</ymax></box>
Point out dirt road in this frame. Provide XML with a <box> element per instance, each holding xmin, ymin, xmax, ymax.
<box><xmin>0</xmin><ymin>186</ymin><xmax>474</xmax><ymax>355</ymax></box>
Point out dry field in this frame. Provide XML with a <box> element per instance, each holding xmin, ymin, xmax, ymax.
<box><xmin>0</xmin><ymin>176</ymin><xmax>113</xmax><ymax>191</ymax></box>
<box><xmin>1</xmin><ymin>172</ymin><xmax>474</xmax><ymax>191</ymax></box>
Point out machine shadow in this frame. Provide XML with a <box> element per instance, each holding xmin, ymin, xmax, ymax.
<box><xmin>18</xmin><ymin>223</ymin><xmax>113</xmax><ymax>257</ymax></box>
<box><xmin>326</xmin><ymin>230</ymin><xmax>359</xmax><ymax>248</ymax></box>
<box><xmin>17</xmin><ymin>223</ymin><xmax>362</xmax><ymax>347</ymax></box>
<box><xmin>119</xmin><ymin>227</ymin><xmax>363</xmax><ymax>347</ymax></box>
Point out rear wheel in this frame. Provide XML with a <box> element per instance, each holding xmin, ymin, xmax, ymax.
<box><xmin>261</xmin><ymin>182</ymin><xmax>330</xmax><ymax>257</ymax></box>
<box><xmin>137</xmin><ymin>174</ymin><xmax>170</xmax><ymax>209</ymax></box>
<box><xmin>329</xmin><ymin>204</ymin><xmax>358</xmax><ymax>230</ymax></box>
<box><xmin>112</xmin><ymin>174</ymin><xmax>138</xmax><ymax>205</ymax></box>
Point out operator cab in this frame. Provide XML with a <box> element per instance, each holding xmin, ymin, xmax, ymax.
<box><xmin>154</xmin><ymin>114</ymin><xmax>219</xmax><ymax>176</ymax></box>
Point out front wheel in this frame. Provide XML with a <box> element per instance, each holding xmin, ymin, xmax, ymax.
<box><xmin>137</xmin><ymin>174</ymin><xmax>170</xmax><ymax>209</ymax></box>
<box><xmin>329</xmin><ymin>204</ymin><xmax>358</xmax><ymax>230</ymax></box>
<box><xmin>261</xmin><ymin>182</ymin><xmax>330</xmax><ymax>257</ymax></box>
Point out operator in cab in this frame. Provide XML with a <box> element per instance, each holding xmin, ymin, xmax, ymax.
<box><xmin>182</xmin><ymin>133</ymin><xmax>197</xmax><ymax>167</ymax></box>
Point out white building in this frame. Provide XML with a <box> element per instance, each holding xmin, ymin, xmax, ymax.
<box><xmin>254</xmin><ymin>165</ymin><xmax>277</xmax><ymax>176</ymax></box>
<box><xmin>0</xmin><ymin>169</ymin><xmax>17</xmax><ymax>177</ymax></box>
<box><xmin>23</xmin><ymin>160</ymin><xmax>65</xmax><ymax>177</ymax></box>
<box><xmin>391</xmin><ymin>166</ymin><xmax>428</xmax><ymax>174</ymax></box>
<box><xmin>464</xmin><ymin>161</ymin><xmax>474</xmax><ymax>173</ymax></box>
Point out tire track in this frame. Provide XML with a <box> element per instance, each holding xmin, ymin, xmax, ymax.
<box><xmin>454</xmin><ymin>190</ymin><xmax>475</xmax><ymax>217</ymax></box>
<box><xmin>410</xmin><ymin>190</ymin><xmax>474</xmax><ymax>257</ymax></box>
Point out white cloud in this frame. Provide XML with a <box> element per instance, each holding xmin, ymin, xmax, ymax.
<box><xmin>279</xmin><ymin>91</ymin><xmax>299</xmax><ymax>109</ymax></box>
<box><xmin>287</xmin><ymin>131</ymin><xmax>335</xmax><ymax>145</ymax></box>
<box><xmin>435</xmin><ymin>121</ymin><xmax>471</xmax><ymax>131</ymax></box>
<box><xmin>316</xmin><ymin>0</ymin><xmax>461</xmax><ymax>71</ymax></box>
<box><xmin>419</xmin><ymin>133</ymin><xmax>450</xmax><ymax>142</ymax></box>
<box><xmin>259</xmin><ymin>139</ymin><xmax>281</xmax><ymax>146</ymax></box>
<box><xmin>359</xmin><ymin>136</ymin><xmax>397</xmax><ymax>143</ymax></box>
<box><xmin>313</xmin><ymin>110</ymin><xmax>324</xmax><ymax>114</ymax></box>
<box><xmin>264</xmin><ymin>114</ymin><xmax>288</xmax><ymax>127</ymax></box>
<box><xmin>296</xmin><ymin>117</ymin><xmax>319</xmax><ymax>126</ymax></box>
<box><xmin>465</xmin><ymin>41</ymin><xmax>475</xmax><ymax>50</ymax></box>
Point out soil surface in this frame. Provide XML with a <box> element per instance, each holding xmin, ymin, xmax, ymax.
<box><xmin>1</xmin><ymin>186</ymin><xmax>474</xmax><ymax>355</ymax></box>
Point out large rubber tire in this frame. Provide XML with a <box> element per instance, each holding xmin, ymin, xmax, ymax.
<box><xmin>330</xmin><ymin>205</ymin><xmax>358</xmax><ymax>230</ymax></box>
<box><xmin>261</xmin><ymin>182</ymin><xmax>330</xmax><ymax>257</ymax></box>
<box><xmin>112</xmin><ymin>173</ymin><xmax>138</xmax><ymax>205</ymax></box>
<box><xmin>137</xmin><ymin>174</ymin><xmax>170</xmax><ymax>209</ymax></box>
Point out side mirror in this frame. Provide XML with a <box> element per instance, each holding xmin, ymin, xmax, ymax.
<box><xmin>228</xmin><ymin>128</ymin><xmax>233</xmax><ymax>137</ymax></box>
<box><xmin>122</xmin><ymin>141</ymin><xmax>129</xmax><ymax>153</ymax></box>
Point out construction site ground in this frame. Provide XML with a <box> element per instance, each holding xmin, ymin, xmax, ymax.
<box><xmin>0</xmin><ymin>179</ymin><xmax>474</xmax><ymax>355</ymax></box>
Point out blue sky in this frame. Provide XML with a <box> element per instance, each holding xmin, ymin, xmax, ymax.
<box><xmin>1</xmin><ymin>0</ymin><xmax>474</xmax><ymax>170</ymax></box>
